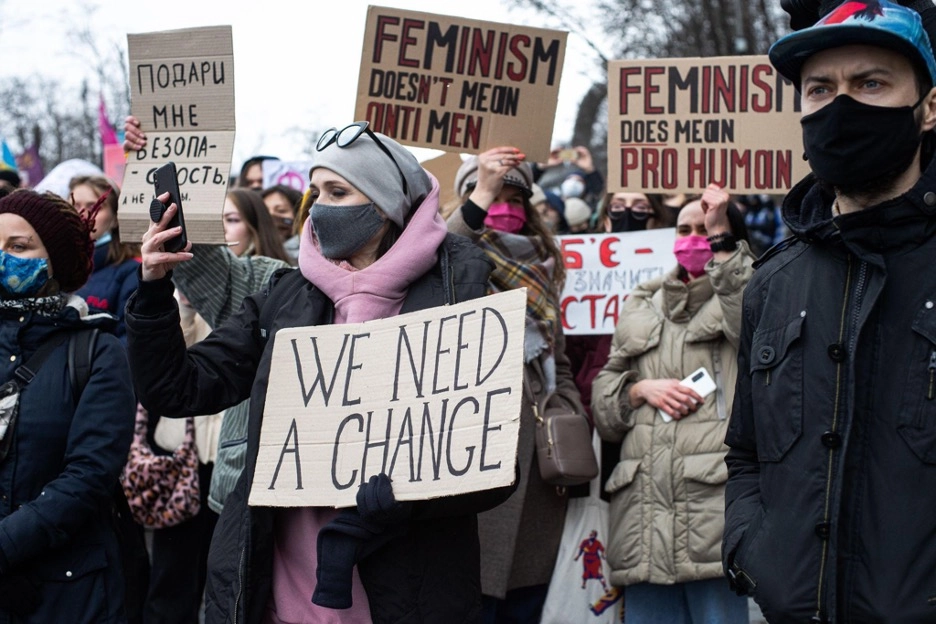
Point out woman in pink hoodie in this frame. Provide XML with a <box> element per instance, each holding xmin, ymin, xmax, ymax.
<box><xmin>125</xmin><ymin>122</ymin><xmax>515</xmax><ymax>624</ymax></box>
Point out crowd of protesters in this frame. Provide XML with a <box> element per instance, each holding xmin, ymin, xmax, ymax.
<box><xmin>3</xmin><ymin>1</ymin><xmax>936</xmax><ymax>623</ymax></box>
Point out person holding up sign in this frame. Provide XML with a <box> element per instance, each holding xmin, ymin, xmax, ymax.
<box><xmin>448</xmin><ymin>147</ymin><xmax>586</xmax><ymax>622</ymax></box>
<box><xmin>124</xmin><ymin>122</ymin><xmax>514</xmax><ymax>623</ymax></box>
<box><xmin>591</xmin><ymin>185</ymin><xmax>754</xmax><ymax>624</ymax></box>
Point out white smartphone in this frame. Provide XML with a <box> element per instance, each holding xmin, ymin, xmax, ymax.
<box><xmin>659</xmin><ymin>367</ymin><xmax>717</xmax><ymax>422</ymax></box>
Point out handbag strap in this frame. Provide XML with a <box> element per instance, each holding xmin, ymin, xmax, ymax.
<box><xmin>522</xmin><ymin>357</ymin><xmax>554</xmax><ymax>422</ymax></box>
<box><xmin>13</xmin><ymin>332</ymin><xmax>70</xmax><ymax>387</ymax></box>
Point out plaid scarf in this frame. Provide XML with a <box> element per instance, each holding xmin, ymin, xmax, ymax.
<box><xmin>477</xmin><ymin>230</ymin><xmax>558</xmax><ymax>363</ymax></box>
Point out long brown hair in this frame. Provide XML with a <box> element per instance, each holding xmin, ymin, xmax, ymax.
<box><xmin>226</xmin><ymin>189</ymin><xmax>293</xmax><ymax>263</ymax></box>
<box><xmin>460</xmin><ymin>187</ymin><xmax>566</xmax><ymax>293</ymax></box>
<box><xmin>68</xmin><ymin>175</ymin><xmax>139</xmax><ymax>265</ymax></box>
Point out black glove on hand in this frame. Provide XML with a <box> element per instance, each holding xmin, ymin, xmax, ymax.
<box><xmin>356</xmin><ymin>473</ymin><xmax>412</xmax><ymax>526</ymax></box>
<box><xmin>0</xmin><ymin>573</ymin><xmax>41</xmax><ymax>616</ymax></box>
<box><xmin>312</xmin><ymin>475</ymin><xmax>411</xmax><ymax>610</ymax></box>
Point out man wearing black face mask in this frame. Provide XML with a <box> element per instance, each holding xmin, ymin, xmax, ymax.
<box><xmin>723</xmin><ymin>2</ymin><xmax>936</xmax><ymax>623</ymax></box>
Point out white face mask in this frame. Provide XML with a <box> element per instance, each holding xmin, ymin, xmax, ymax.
<box><xmin>560</xmin><ymin>177</ymin><xmax>585</xmax><ymax>199</ymax></box>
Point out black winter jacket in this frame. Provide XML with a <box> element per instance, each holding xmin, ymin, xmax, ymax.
<box><xmin>724</xmin><ymin>162</ymin><xmax>936</xmax><ymax>623</ymax></box>
<box><xmin>125</xmin><ymin>234</ymin><xmax>515</xmax><ymax>624</ymax></box>
<box><xmin>0</xmin><ymin>301</ymin><xmax>135</xmax><ymax>624</ymax></box>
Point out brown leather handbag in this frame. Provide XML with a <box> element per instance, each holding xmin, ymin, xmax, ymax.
<box><xmin>524</xmin><ymin>365</ymin><xmax>599</xmax><ymax>487</ymax></box>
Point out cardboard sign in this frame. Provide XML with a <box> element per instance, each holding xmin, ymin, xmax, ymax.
<box><xmin>122</xmin><ymin>26</ymin><xmax>235</xmax><ymax>243</ymax></box>
<box><xmin>354</xmin><ymin>6</ymin><xmax>567</xmax><ymax>161</ymax></box>
<box><xmin>248</xmin><ymin>289</ymin><xmax>527</xmax><ymax>508</ymax></box>
<box><xmin>559</xmin><ymin>229</ymin><xmax>677</xmax><ymax>335</ymax></box>
<box><xmin>420</xmin><ymin>151</ymin><xmax>465</xmax><ymax>211</ymax></box>
<box><xmin>607</xmin><ymin>56</ymin><xmax>808</xmax><ymax>194</ymax></box>
<box><xmin>263</xmin><ymin>160</ymin><xmax>313</xmax><ymax>192</ymax></box>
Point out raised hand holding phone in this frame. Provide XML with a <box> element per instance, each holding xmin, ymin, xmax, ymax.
<box><xmin>140</xmin><ymin>163</ymin><xmax>193</xmax><ymax>282</ymax></box>
<box><xmin>151</xmin><ymin>161</ymin><xmax>188</xmax><ymax>253</ymax></box>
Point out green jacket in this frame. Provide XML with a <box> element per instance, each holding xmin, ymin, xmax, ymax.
<box><xmin>592</xmin><ymin>243</ymin><xmax>753</xmax><ymax>586</ymax></box>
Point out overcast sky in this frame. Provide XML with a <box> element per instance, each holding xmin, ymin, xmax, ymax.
<box><xmin>0</xmin><ymin>0</ymin><xmax>608</xmax><ymax>169</ymax></box>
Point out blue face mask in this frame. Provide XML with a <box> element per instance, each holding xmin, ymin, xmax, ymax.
<box><xmin>0</xmin><ymin>250</ymin><xmax>50</xmax><ymax>298</ymax></box>
<box><xmin>94</xmin><ymin>231</ymin><xmax>112</xmax><ymax>248</ymax></box>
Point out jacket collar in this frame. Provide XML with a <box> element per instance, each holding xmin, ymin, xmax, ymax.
<box><xmin>661</xmin><ymin>267</ymin><xmax>715</xmax><ymax>324</ymax></box>
<box><xmin>783</xmin><ymin>157</ymin><xmax>936</xmax><ymax>257</ymax></box>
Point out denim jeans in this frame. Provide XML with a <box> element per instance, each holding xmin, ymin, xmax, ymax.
<box><xmin>624</xmin><ymin>578</ymin><xmax>749</xmax><ymax>624</ymax></box>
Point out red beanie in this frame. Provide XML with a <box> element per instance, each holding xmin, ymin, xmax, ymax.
<box><xmin>0</xmin><ymin>190</ymin><xmax>94</xmax><ymax>293</ymax></box>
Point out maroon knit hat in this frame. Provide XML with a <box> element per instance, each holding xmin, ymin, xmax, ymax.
<box><xmin>0</xmin><ymin>190</ymin><xmax>95</xmax><ymax>293</ymax></box>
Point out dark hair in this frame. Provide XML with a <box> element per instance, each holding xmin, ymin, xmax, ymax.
<box><xmin>459</xmin><ymin>184</ymin><xmax>567</xmax><ymax>292</ymax></box>
<box><xmin>726</xmin><ymin>202</ymin><xmax>751</xmax><ymax>244</ymax></box>
<box><xmin>0</xmin><ymin>169</ymin><xmax>21</xmax><ymax>188</ymax></box>
<box><xmin>236</xmin><ymin>155</ymin><xmax>279</xmax><ymax>189</ymax></box>
<box><xmin>68</xmin><ymin>175</ymin><xmax>139</xmax><ymax>265</ymax></box>
<box><xmin>226</xmin><ymin>189</ymin><xmax>293</xmax><ymax>263</ymax></box>
<box><xmin>596</xmin><ymin>192</ymin><xmax>670</xmax><ymax>231</ymax></box>
<box><xmin>261</xmin><ymin>185</ymin><xmax>303</xmax><ymax>218</ymax></box>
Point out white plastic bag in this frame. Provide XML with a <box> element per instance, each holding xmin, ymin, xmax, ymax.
<box><xmin>541</xmin><ymin>433</ymin><xmax>624</xmax><ymax>624</ymax></box>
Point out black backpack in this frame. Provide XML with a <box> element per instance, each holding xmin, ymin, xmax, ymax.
<box><xmin>67</xmin><ymin>329</ymin><xmax>98</xmax><ymax>403</ymax></box>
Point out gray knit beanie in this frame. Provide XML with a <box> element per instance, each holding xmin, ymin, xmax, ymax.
<box><xmin>454</xmin><ymin>156</ymin><xmax>534</xmax><ymax>199</ymax></box>
<box><xmin>309</xmin><ymin>130</ymin><xmax>431</xmax><ymax>228</ymax></box>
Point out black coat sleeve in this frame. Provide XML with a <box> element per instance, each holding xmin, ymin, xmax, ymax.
<box><xmin>722</xmin><ymin>286</ymin><xmax>762</xmax><ymax>573</ymax></box>
<box><xmin>125</xmin><ymin>273</ymin><xmax>266</xmax><ymax>418</ymax></box>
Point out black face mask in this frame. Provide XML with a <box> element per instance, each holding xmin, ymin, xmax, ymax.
<box><xmin>609</xmin><ymin>209</ymin><xmax>649</xmax><ymax>232</ymax></box>
<box><xmin>802</xmin><ymin>94</ymin><xmax>925</xmax><ymax>195</ymax></box>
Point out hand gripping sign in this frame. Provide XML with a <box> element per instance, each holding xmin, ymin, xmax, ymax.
<box><xmin>249</xmin><ymin>289</ymin><xmax>527</xmax><ymax>508</ymax></box>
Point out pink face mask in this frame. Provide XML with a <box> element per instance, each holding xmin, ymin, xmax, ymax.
<box><xmin>673</xmin><ymin>235</ymin><xmax>713</xmax><ymax>277</ymax></box>
<box><xmin>485</xmin><ymin>202</ymin><xmax>527</xmax><ymax>234</ymax></box>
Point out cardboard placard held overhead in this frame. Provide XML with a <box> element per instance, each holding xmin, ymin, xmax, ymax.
<box><xmin>558</xmin><ymin>229</ymin><xmax>676</xmax><ymax>335</ymax></box>
<box><xmin>122</xmin><ymin>25</ymin><xmax>235</xmax><ymax>243</ymax></box>
<box><xmin>607</xmin><ymin>56</ymin><xmax>808</xmax><ymax>194</ymax></box>
<box><xmin>248</xmin><ymin>289</ymin><xmax>527</xmax><ymax>508</ymax></box>
<box><xmin>354</xmin><ymin>6</ymin><xmax>567</xmax><ymax>161</ymax></box>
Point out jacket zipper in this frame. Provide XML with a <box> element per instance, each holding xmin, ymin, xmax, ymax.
<box><xmin>927</xmin><ymin>352</ymin><xmax>936</xmax><ymax>401</ymax></box>
<box><xmin>814</xmin><ymin>256</ymin><xmax>855</xmax><ymax>622</ymax></box>
<box><xmin>234</xmin><ymin>543</ymin><xmax>246</xmax><ymax>623</ymax></box>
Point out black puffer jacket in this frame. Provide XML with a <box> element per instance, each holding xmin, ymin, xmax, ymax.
<box><xmin>126</xmin><ymin>234</ymin><xmax>514</xmax><ymax>624</ymax></box>
<box><xmin>724</xmin><ymin>162</ymin><xmax>936</xmax><ymax>623</ymax></box>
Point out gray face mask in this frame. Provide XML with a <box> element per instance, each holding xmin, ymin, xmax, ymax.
<box><xmin>310</xmin><ymin>202</ymin><xmax>385</xmax><ymax>259</ymax></box>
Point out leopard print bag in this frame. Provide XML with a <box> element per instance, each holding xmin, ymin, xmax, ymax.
<box><xmin>120</xmin><ymin>404</ymin><xmax>200</xmax><ymax>528</ymax></box>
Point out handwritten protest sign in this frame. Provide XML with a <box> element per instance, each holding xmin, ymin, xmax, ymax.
<box><xmin>354</xmin><ymin>6</ymin><xmax>566</xmax><ymax>161</ymax></box>
<box><xmin>607</xmin><ymin>56</ymin><xmax>808</xmax><ymax>194</ymax></box>
<box><xmin>249</xmin><ymin>289</ymin><xmax>527</xmax><ymax>508</ymax></box>
<box><xmin>262</xmin><ymin>160</ymin><xmax>313</xmax><ymax>192</ymax></box>
<box><xmin>559</xmin><ymin>229</ymin><xmax>676</xmax><ymax>335</ymax></box>
<box><xmin>122</xmin><ymin>26</ymin><xmax>235</xmax><ymax>243</ymax></box>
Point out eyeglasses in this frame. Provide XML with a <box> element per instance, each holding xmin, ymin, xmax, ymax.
<box><xmin>316</xmin><ymin>121</ymin><xmax>408</xmax><ymax>196</ymax></box>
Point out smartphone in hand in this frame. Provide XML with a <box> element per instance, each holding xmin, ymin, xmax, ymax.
<box><xmin>150</xmin><ymin>161</ymin><xmax>188</xmax><ymax>253</ymax></box>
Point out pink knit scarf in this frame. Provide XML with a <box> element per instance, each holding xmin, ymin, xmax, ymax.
<box><xmin>298</xmin><ymin>174</ymin><xmax>447</xmax><ymax>324</ymax></box>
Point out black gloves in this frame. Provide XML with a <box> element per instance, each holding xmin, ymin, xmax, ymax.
<box><xmin>311</xmin><ymin>474</ymin><xmax>411</xmax><ymax>610</ymax></box>
<box><xmin>356</xmin><ymin>473</ymin><xmax>413</xmax><ymax>526</ymax></box>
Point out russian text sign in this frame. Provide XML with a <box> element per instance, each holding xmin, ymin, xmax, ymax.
<box><xmin>559</xmin><ymin>229</ymin><xmax>677</xmax><ymax>335</ymax></box>
<box><xmin>122</xmin><ymin>26</ymin><xmax>235</xmax><ymax>243</ymax></box>
<box><xmin>607</xmin><ymin>56</ymin><xmax>807</xmax><ymax>194</ymax></box>
<box><xmin>354</xmin><ymin>6</ymin><xmax>566</xmax><ymax>161</ymax></box>
<box><xmin>249</xmin><ymin>289</ymin><xmax>527</xmax><ymax>508</ymax></box>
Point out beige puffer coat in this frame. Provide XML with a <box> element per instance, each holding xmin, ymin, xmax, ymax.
<box><xmin>592</xmin><ymin>243</ymin><xmax>753</xmax><ymax>587</ymax></box>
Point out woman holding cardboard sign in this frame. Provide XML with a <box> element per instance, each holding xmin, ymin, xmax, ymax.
<box><xmin>448</xmin><ymin>147</ymin><xmax>587</xmax><ymax>622</ymax></box>
<box><xmin>124</xmin><ymin>122</ymin><xmax>515</xmax><ymax>623</ymax></box>
<box><xmin>591</xmin><ymin>185</ymin><xmax>754</xmax><ymax>623</ymax></box>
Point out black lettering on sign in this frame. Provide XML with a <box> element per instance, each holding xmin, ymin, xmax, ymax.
<box><xmin>476</xmin><ymin>307</ymin><xmax>508</xmax><ymax>385</ymax></box>
<box><xmin>268</xmin><ymin>418</ymin><xmax>303</xmax><ymax>490</ymax></box>
<box><xmin>332</xmin><ymin>413</ymin><xmax>363</xmax><ymax>490</ymax></box>
<box><xmin>292</xmin><ymin>335</ymin><xmax>349</xmax><ymax>407</ymax></box>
